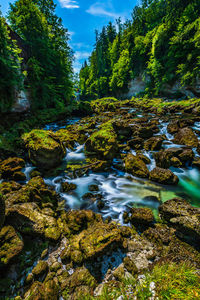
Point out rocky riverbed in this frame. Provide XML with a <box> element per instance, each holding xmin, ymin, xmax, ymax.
<box><xmin>0</xmin><ymin>97</ymin><xmax>200</xmax><ymax>299</ymax></box>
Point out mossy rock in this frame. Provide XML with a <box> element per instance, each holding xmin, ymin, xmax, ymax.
<box><xmin>159</xmin><ymin>198</ymin><xmax>200</xmax><ymax>242</ymax></box>
<box><xmin>85</xmin><ymin>121</ymin><xmax>118</xmax><ymax>160</ymax></box>
<box><xmin>130</xmin><ymin>207</ymin><xmax>155</xmax><ymax>226</ymax></box>
<box><xmin>149</xmin><ymin>167</ymin><xmax>178</xmax><ymax>185</ymax></box>
<box><xmin>61</xmin><ymin>220</ymin><xmax>130</xmax><ymax>264</ymax></box>
<box><xmin>173</xmin><ymin>127</ymin><xmax>198</xmax><ymax>147</ymax></box>
<box><xmin>32</xmin><ymin>260</ymin><xmax>49</xmax><ymax>278</ymax></box>
<box><xmin>144</xmin><ymin>136</ymin><xmax>163</xmax><ymax>151</ymax></box>
<box><xmin>125</xmin><ymin>154</ymin><xmax>149</xmax><ymax>178</ymax></box>
<box><xmin>6</xmin><ymin>202</ymin><xmax>61</xmax><ymax>241</ymax></box>
<box><xmin>61</xmin><ymin>181</ymin><xmax>77</xmax><ymax>192</ymax></box>
<box><xmin>0</xmin><ymin>225</ymin><xmax>24</xmax><ymax>269</ymax></box>
<box><xmin>24</xmin><ymin>279</ymin><xmax>59</xmax><ymax>300</ymax></box>
<box><xmin>22</xmin><ymin>129</ymin><xmax>66</xmax><ymax>170</ymax></box>
<box><xmin>0</xmin><ymin>157</ymin><xmax>25</xmax><ymax>180</ymax></box>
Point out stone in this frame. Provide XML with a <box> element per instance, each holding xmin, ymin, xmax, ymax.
<box><xmin>4</xmin><ymin>176</ymin><xmax>58</xmax><ymax>209</ymax></box>
<box><xmin>0</xmin><ymin>157</ymin><xmax>25</xmax><ymax>180</ymax></box>
<box><xmin>32</xmin><ymin>260</ymin><xmax>49</xmax><ymax>278</ymax></box>
<box><xmin>61</xmin><ymin>181</ymin><xmax>77</xmax><ymax>192</ymax></box>
<box><xmin>0</xmin><ymin>226</ymin><xmax>23</xmax><ymax>269</ymax></box>
<box><xmin>149</xmin><ymin>167</ymin><xmax>178</xmax><ymax>185</ymax></box>
<box><xmin>6</xmin><ymin>202</ymin><xmax>61</xmax><ymax>241</ymax></box>
<box><xmin>60</xmin><ymin>222</ymin><xmax>126</xmax><ymax>264</ymax></box>
<box><xmin>128</xmin><ymin>137</ymin><xmax>144</xmax><ymax>150</ymax></box>
<box><xmin>173</xmin><ymin>127</ymin><xmax>198</xmax><ymax>147</ymax></box>
<box><xmin>130</xmin><ymin>207</ymin><xmax>154</xmax><ymax>226</ymax></box>
<box><xmin>22</xmin><ymin>129</ymin><xmax>66</xmax><ymax>169</ymax></box>
<box><xmin>85</xmin><ymin>121</ymin><xmax>118</xmax><ymax>160</ymax></box>
<box><xmin>125</xmin><ymin>154</ymin><xmax>149</xmax><ymax>178</ymax></box>
<box><xmin>144</xmin><ymin>136</ymin><xmax>163</xmax><ymax>151</ymax></box>
<box><xmin>159</xmin><ymin>198</ymin><xmax>200</xmax><ymax>241</ymax></box>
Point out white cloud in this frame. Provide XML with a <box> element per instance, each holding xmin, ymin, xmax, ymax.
<box><xmin>75</xmin><ymin>51</ymin><xmax>91</xmax><ymax>60</ymax></box>
<box><xmin>86</xmin><ymin>2</ymin><xmax>120</xmax><ymax>19</ymax></box>
<box><xmin>59</xmin><ymin>0</ymin><xmax>79</xmax><ymax>9</ymax></box>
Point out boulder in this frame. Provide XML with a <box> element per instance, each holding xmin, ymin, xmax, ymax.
<box><xmin>0</xmin><ymin>157</ymin><xmax>25</xmax><ymax>180</ymax></box>
<box><xmin>159</xmin><ymin>198</ymin><xmax>200</xmax><ymax>241</ymax></box>
<box><xmin>130</xmin><ymin>207</ymin><xmax>154</xmax><ymax>226</ymax></box>
<box><xmin>61</xmin><ymin>181</ymin><xmax>77</xmax><ymax>192</ymax></box>
<box><xmin>128</xmin><ymin>137</ymin><xmax>144</xmax><ymax>150</ymax></box>
<box><xmin>144</xmin><ymin>136</ymin><xmax>163</xmax><ymax>151</ymax></box>
<box><xmin>4</xmin><ymin>176</ymin><xmax>58</xmax><ymax>209</ymax></box>
<box><xmin>149</xmin><ymin>167</ymin><xmax>178</xmax><ymax>185</ymax></box>
<box><xmin>6</xmin><ymin>202</ymin><xmax>61</xmax><ymax>241</ymax></box>
<box><xmin>24</xmin><ymin>280</ymin><xmax>59</xmax><ymax>300</ymax></box>
<box><xmin>112</xmin><ymin>119</ymin><xmax>132</xmax><ymax>138</ymax></box>
<box><xmin>60</xmin><ymin>221</ymin><xmax>128</xmax><ymax>264</ymax></box>
<box><xmin>22</xmin><ymin>130</ymin><xmax>66</xmax><ymax>169</ymax></box>
<box><xmin>154</xmin><ymin>148</ymin><xmax>194</xmax><ymax>169</ymax></box>
<box><xmin>32</xmin><ymin>260</ymin><xmax>49</xmax><ymax>279</ymax></box>
<box><xmin>125</xmin><ymin>154</ymin><xmax>149</xmax><ymax>178</ymax></box>
<box><xmin>0</xmin><ymin>226</ymin><xmax>23</xmax><ymax>269</ymax></box>
<box><xmin>85</xmin><ymin>121</ymin><xmax>118</xmax><ymax>160</ymax></box>
<box><xmin>173</xmin><ymin>127</ymin><xmax>198</xmax><ymax>147</ymax></box>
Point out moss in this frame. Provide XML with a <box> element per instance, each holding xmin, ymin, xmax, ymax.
<box><xmin>32</xmin><ymin>260</ymin><xmax>48</xmax><ymax>278</ymax></box>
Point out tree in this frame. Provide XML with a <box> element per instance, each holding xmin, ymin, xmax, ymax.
<box><xmin>0</xmin><ymin>9</ymin><xmax>22</xmax><ymax>112</ymax></box>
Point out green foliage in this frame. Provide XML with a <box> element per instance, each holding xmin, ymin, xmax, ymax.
<box><xmin>8</xmin><ymin>0</ymin><xmax>73</xmax><ymax>110</ymax></box>
<box><xmin>0</xmin><ymin>10</ymin><xmax>22</xmax><ymax>113</ymax></box>
<box><xmin>80</xmin><ymin>0</ymin><xmax>200</xmax><ymax>99</ymax></box>
<box><xmin>79</xmin><ymin>262</ymin><xmax>200</xmax><ymax>299</ymax></box>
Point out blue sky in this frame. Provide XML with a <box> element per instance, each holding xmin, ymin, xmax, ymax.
<box><xmin>0</xmin><ymin>0</ymin><xmax>137</xmax><ymax>72</ymax></box>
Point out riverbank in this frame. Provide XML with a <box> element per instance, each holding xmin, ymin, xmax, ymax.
<box><xmin>0</xmin><ymin>97</ymin><xmax>200</xmax><ymax>299</ymax></box>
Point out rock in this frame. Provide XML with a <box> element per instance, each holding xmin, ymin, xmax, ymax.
<box><xmin>130</xmin><ymin>208</ymin><xmax>154</xmax><ymax>226</ymax></box>
<box><xmin>4</xmin><ymin>176</ymin><xmax>58</xmax><ymax>209</ymax></box>
<box><xmin>125</xmin><ymin>154</ymin><xmax>149</xmax><ymax>178</ymax></box>
<box><xmin>0</xmin><ymin>194</ymin><xmax>5</xmax><ymax>229</ymax></box>
<box><xmin>173</xmin><ymin>127</ymin><xmax>198</xmax><ymax>147</ymax></box>
<box><xmin>88</xmin><ymin>185</ymin><xmax>99</xmax><ymax>192</ymax></box>
<box><xmin>0</xmin><ymin>157</ymin><xmax>25</xmax><ymax>180</ymax></box>
<box><xmin>167</xmin><ymin>120</ymin><xmax>179</xmax><ymax>134</ymax></box>
<box><xmin>22</xmin><ymin>129</ymin><xmax>66</xmax><ymax>169</ymax></box>
<box><xmin>61</xmin><ymin>266</ymin><xmax>97</xmax><ymax>295</ymax></box>
<box><xmin>154</xmin><ymin>147</ymin><xmax>193</xmax><ymax>169</ymax></box>
<box><xmin>85</xmin><ymin>121</ymin><xmax>118</xmax><ymax>160</ymax></box>
<box><xmin>0</xmin><ymin>226</ymin><xmax>23</xmax><ymax>269</ymax></box>
<box><xmin>32</xmin><ymin>260</ymin><xmax>49</xmax><ymax>279</ymax></box>
<box><xmin>24</xmin><ymin>279</ymin><xmax>59</xmax><ymax>300</ymax></box>
<box><xmin>0</xmin><ymin>181</ymin><xmax>21</xmax><ymax>195</ymax></box>
<box><xmin>144</xmin><ymin>136</ymin><xmax>163</xmax><ymax>151</ymax></box>
<box><xmin>112</xmin><ymin>119</ymin><xmax>132</xmax><ymax>138</ymax></box>
<box><xmin>132</xmin><ymin>125</ymin><xmax>154</xmax><ymax>139</ymax></box>
<box><xmin>61</xmin><ymin>181</ymin><xmax>77</xmax><ymax>192</ymax></box>
<box><xmin>6</xmin><ymin>202</ymin><xmax>61</xmax><ymax>241</ymax></box>
<box><xmin>128</xmin><ymin>137</ymin><xmax>144</xmax><ymax>150</ymax></box>
<box><xmin>12</xmin><ymin>171</ymin><xmax>26</xmax><ymax>182</ymax></box>
<box><xmin>159</xmin><ymin>198</ymin><xmax>200</xmax><ymax>241</ymax></box>
<box><xmin>60</xmin><ymin>221</ymin><xmax>127</xmax><ymax>264</ymax></box>
<box><xmin>149</xmin><ymin>167</ymin><xmax>178</xmax><ymax>185</ymax></box>
<box><xmin>192</xmin><ymin>157</ymin><xmax>200</xmax><ymax>169</ymax></box>
<box><xmin>137</xmin><ymin>153</ymin><xmax>151</xmax><ymax>164</ymax></box>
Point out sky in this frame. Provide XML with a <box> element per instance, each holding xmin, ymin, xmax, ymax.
<box><xmin>0</xmin><ymin>0</ymin><xmax>138</xmax><ymax>73</ymax></box>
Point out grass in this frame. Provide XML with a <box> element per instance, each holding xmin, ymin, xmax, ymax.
<box><xmin>77</xmin><ymin>262</ymin><xmax>200</xmax><ymax>300</ymax></box>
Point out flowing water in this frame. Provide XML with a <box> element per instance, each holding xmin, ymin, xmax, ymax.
<box><xmin>21</xmin><ymin>110</ymin><xmax>200</xmax><ymax>224</ymax></box>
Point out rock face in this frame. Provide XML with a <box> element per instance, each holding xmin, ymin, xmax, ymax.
<box><xmin>85</xmin><ymin>121</ymin><xmax>118</xmax><ymax>160</ymax></box>
<box><xmin>173</xmin><ymin>127</ymin><xmax>198</xmax><ymax>147</ymax></box>
<box><xmin>0</xmin><ymin>226</ymin><xmax>24</xmax><ymax>269</ymax></box>
<box><xmin>159</xmin><ymin>198</ymin><xmax>200</xmax><ymax>241</ymax></box>
<box><xmin>149</xmin><ymin>167</ymin><xmax>178</xmax><ymax>185</ymax></box>
<box><xmin>22</xmin><ymin>130</ymin><xmax>66</xmax><ymax>169</ymax></box>
<box><xmin>125</xmin><ymin>154</ymin><xmax>149</xmax><ymax>178</ymax></box>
